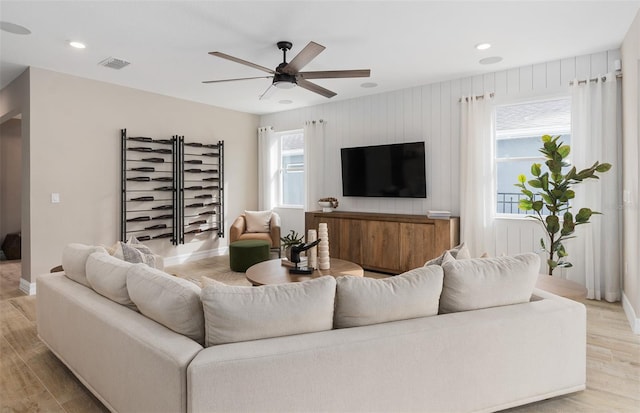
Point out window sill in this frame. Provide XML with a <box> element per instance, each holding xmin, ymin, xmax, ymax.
<box><xmin>494</xmin><ymin>214</ymin><xmax>542</xmax><ymax>221</ymax></box>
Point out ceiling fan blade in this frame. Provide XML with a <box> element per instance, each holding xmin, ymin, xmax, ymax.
<box><xmin>297</xmin><ymin>78</ymin><xmax>336</xmax><ymax>98</ymax></box>
<box><xmin>299</xmin><ymin>69</ymin><xmax>371</xmax><ymax>79</ymax></box>
<box><xmin>208</xmin><ymin>52</ymin><xmax>276</xmax><ymax>75</ymax></box>
<box><xmin>281</xmin><ymin>41</ymin><xmax>325</xmax><ymax>75</ymax></box>
<box><xmin>259</xmin><ymin>84</ymin><xmax>278</xmax><ymax>100</ymax></box>
<box><xmin>202</xmin><ymin>76</ymin><xmax>272</xmax><ymax>84</ymax></box>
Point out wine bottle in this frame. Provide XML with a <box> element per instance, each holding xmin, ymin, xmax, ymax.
<box><xmin>202</xmin><ymin>152</ymin><xmax>219</xmax><ymax>157</ymax></box>
<box><xmin>186</xmin><ymin>203</ymin><xmax>204</xmax><ymax>208</ymax></box>
<box><xmin>184</xmin><ymin>168</ymin><xmax>202</xmax><ymax>173</ymax></box>
<box><xmin>203</xmin><ymin>177</ymin><xmax>218</xmax><ymax>182</ymax></box>
<box><xmin>132</xmin><ymin>167</ymin><xmax>155</xmax><ymax>172</ymax></box>
<box><xmin>145</xmin><ymin>224</ymin><xmax>167</xmax><ymax>230</ymax></box>
<box><xmin>153</xmin><ymin>233</ymin><xmax>173</xmax><ymax>239</ymax></box>
<box><xmin>152</xmin><ymin>205</ymin><xmax>172</xmax><ymax>210</ymax></box>
<box><xmin>152</xmin><ymin>177</ymin><xmax>172</xmax><ymax>182</ymax></box>
<box><xmin>195</xmin><ymin>194</ymin><xmax>212</xmax><ymax>199</ymax></box>
<box><xmin>184</xmin><ymin>160</ymin><xmax>203</xmax><ymax>164</ymax></box>
<box><xmin>128</xmin><ymin>147</ymin><xmax>153</xmax><ymax>152</ymax></box>
<box><xmin>188</xmin><ymin>220</ymin><xmax>207</xmax><ymax>226</ymax></box>
<box><xmin>154</xmin><ymin>186</ymin><xmax>173</xmax><ymax>191</ymax></box>
<box><xmin>151</xmin><ymin>148</ymin><xmax>172</xmax><ymax>154</ymax></box>
<box><xmin>141</xmin><ymin>158</ymin><xmax>165</xmax><ymax>163</ymax></box>
<box><xmin>126</xmin><ymin>216</ymin><xmax>151</xmax><ymax>222</ymax></box>
<box><xmin>152</xmin><ymin>214</ymin><xmax>173</xmax><ymax>220</ymax></box>
<box><xmin>185</xmin><ymin>186</ymin><xmax>203</xmax><ymax>190</ymax></box>
<box><xmin>128</xmin><ymin>137</ymin><xmax>152</xmax><ymax>142</ymax></box>
<box><xmin>136</xmin><ymin>235</ymin><xmax>152</xmax><ymax>241</ymax></box>
<box><xmin>131</xmin><ymin>196</ymin><xmax>154</xmax><ymax>201</ymax></box>
<box><xmin>127</xmin><ymin>177</ymin><xmax>150</xmax><ymax>182</ymax></box>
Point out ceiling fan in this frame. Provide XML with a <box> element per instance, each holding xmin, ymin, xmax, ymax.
<box><xmin>203</xmin><ymin>41</ymin><xmax>371</xmax><ymax>100</ymax></box>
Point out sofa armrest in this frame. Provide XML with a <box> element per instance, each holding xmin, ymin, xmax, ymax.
<box><xmin>270</xmin><ymin>212</ymin><xmax>281</xmax><ymax>249</ymax></box>
<box><xmin>229</xmin><ymin>215</ymin><xmax>246</xmax><ymax>243</ymax></box>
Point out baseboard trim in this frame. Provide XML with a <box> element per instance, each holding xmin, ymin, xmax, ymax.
<box><xmin>19</xmin><ymin>277</ymin><xmax>36</xmax><ymax>296</ymax></box>
<box><xmin>622</xmin><ymin>292</ymin><xmax>640</xmax><ymax>334</ymax></box>
<box><xmin>162</xmin><ymin>247</ymin><xmax>228</xmax><ymax>267</ymax></box>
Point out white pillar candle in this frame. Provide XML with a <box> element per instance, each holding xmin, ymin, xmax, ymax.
<box><xmin>307</xmin><ymin>229</ymin><xmax>318</xmax><ymax>269</ymax></box>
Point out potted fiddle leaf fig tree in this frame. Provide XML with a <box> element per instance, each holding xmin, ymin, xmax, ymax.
<box><xmin>514</xmin><ymin>134</ymin><xmax>611</xmax><ymax>275</ymax></box>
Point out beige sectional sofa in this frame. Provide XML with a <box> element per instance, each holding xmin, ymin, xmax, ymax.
<box><xmin>36</xmin><ymin>244</ymin><xmax>586</xmax><ymax>413</ymax></box>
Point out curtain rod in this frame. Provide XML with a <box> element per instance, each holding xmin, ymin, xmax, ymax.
<box><xmin>458</xmin><ymin>92</ymin><xmax>495</xmax><ymax>103</ymax></box>
<box><xmin>569</xmin><ymin>72</ymin><xmax>623</xmax><ymax>86</ymax></box>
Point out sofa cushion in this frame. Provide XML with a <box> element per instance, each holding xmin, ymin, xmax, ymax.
<box><xmin>86</xmin><ymin>252</ymin><xmax>138</xmax><ymax>311</ymax></box>
<box><xmin>62</xmin><ymin>243</ymin><xmax>108</xmax><ymax>288</ymax></box>
<box><xmin>200</xmin><ymin>276</ymin><xmax>336</xmax><ymax>346</ymax></box>
<box><xmin>244</xmin><ymin>210</ymin><xmax>272</xmax><ymax>233</ymax></box>
<box><xmin>439</xmin><ymin>253</ymin><xmax>540</xmax><ymax>314</ymax></box>
<box><xmin>127</xmin><ymin>264</ymin><xmax>204</xmax><ymax>345</ymax></box>
<box><xmin>425</xmin><ymin>242</ymin><xmax>471</xmax><ymax>266</ymax></box>
<box><xmin>334</xmin><ymin>265</ymin><xmax>444</xmax><ymax>328</ymax></box>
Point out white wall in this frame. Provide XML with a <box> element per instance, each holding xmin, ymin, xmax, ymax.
<box><xmin>2</xmin><ymin>67</ymin><xmax>259</xmax><ymax>285</ymax></box>
<box><xmin>261</xmin><ymin>49</ymin><xmax>621</xmax><ymax>278</ymax></box>
<box><xmin>0</xmin><ymin>118</ymin><xmax>22</xmax><ymax>243</ymax></box>
<box><xmin>621</xmin><ymin>9</ymin><xmax>640</xmax><ymax>333</ymax></box>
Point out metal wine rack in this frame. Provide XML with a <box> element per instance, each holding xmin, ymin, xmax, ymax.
<box><xmin>120</xmin><ymin>129</ymin><xmax>224</xmax><ymax>244</ymax></box>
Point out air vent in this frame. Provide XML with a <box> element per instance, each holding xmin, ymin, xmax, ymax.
<box><xmin>98</xmin><ymin>57</ymin><xmax>130</xmax><ymax>70</ymax></box>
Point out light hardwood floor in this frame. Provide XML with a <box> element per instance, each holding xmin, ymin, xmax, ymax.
<box><xmin>1</xmin><ymin>258</ymin><xmax>639</xmax><ymax>412</ymax></box>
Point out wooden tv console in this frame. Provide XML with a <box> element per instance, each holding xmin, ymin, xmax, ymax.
<box><xmin>305</xmin><ymin>211</ymin><xmax>460</xmax><ymax>274</ymax></box>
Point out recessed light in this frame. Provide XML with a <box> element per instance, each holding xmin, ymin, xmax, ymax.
<box><xmin>360</xmin><ymin>82</ymin><xmax>378</xmax><ymax>88</ymax></box>
<box><xmin>479</xmin><ymin>56</ymin><xmax>503</xmax><ymax>65</ymax></box>
<box><xmin>0</xmin><ymin>21</ymin><xmax>31</xmax><ymax>35</ymax></box>
<box><xmin>278</xmin><ymin>100</ymin><xmax>293</xmax><ymax>105</ymax></box>
<box><xmin>475</xmin><ymin>43</ymin><xmax>491</xmax><ymax>50</ymax></box>
<box><xmin>69</xmin><ymin>41</ymin><xmax>86</xmax><ymax>49</ymax></box>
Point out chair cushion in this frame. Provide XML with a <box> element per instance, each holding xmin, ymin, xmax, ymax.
<box><xmin>200</xmin><ymin>276</ymin><xmax>336</xmax><ymax>346</ymax></box>
<box><xmin>244</xmin><ymin>210</ymin><xmax>272</xmax><ymax>233</ymax></box>
<box><xmin>334</xmin><ymin>265</ymin><xmax>444</xmax><ymax>328</ymax></box>
<box><xmin>439</xmin><ymin>253</ymin><xmax>540</xmax><ymax>314</ymax></box>
<box><xmin>127</xmin><ymin>264</ymin><xmax>205</xmax><ymax>345</ymax></box>
<box><xmin>86</xmin><ymin>251</ymin><xmax>138</xmax><ymax>311</ymax></box>
<box><xmin>62</xmin><ymin>243</ymin><xmax>108</xmax><ymax>287</ymax></box>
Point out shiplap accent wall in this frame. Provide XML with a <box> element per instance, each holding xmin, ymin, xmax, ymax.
<box><xmin>260</xmin><ymin>49</ymin><xmax>621</xmax><ymax>274</ymax></box>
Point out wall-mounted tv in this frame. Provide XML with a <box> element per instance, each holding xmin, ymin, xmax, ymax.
<box><xmin>341</xmin><ymin>141</ymin><xmax>427</xmax><ymax>198</ymax></box>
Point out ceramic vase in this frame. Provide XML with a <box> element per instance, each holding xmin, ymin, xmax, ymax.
<box><xmin>318</xmin><ymin>223</ymin><xmax>330</xmax><ymax>270</ymax></box>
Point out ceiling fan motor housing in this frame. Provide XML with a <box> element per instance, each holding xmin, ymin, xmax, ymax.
<box><xmin>273</xmin><ymin>72</ymin><xmax>297</xmax><ymax>88</ymax></box>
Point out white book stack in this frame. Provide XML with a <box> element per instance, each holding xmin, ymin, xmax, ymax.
<box><xmin>427</xmin><ymin>210</ymin><xmax>451</xmax><ymax>219</ymax></box>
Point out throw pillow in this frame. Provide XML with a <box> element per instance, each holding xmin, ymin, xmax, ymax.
<box><xmin>424</xmin><ymin>242</ymin><xmax>471</xmax><ymax>266</ymax></box>
<box><xmin>112</xmin><ymin>236</ymin><xmax>157</xmax><ymax>268</ymax></box>
<box><xmin>200</xmin><ymin>276</ymin><xmax>336</xmax><ymax>346</ymax></box>
<box><xmin>244</xmin><ymin>210</ymin><xmax>272</xmax><ymax>233</ymax></box>
<box><xmin>127</xmin><ymin>264</ymin><xmax>205</xmax><ymax>345</ymax></box>
<box><xmin>62</xmin><ymin>243</ymin><xmax>108</xmax><ymax>287</ymax></box>
<box><xmin>86</xmin><ymin>252</ymin><xmax>138</xmax><ymax>311</ymax></box>
<box><xmin>334</xmin><ymin>265</ymin><xmax>444</xmax><ymax>329</ymax></box>
<box><xmin>439</xmin><ymin>253</ymin><xmax>540</xmax><ymax>314</ymax></box>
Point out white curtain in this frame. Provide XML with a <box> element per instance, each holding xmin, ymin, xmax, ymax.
<box><xmin>303</xmin><ymin>119</ymin><xmax>326</xmax><ymax>210</ymax></box>
<box><xmin>459</xmin><ymin>95</ymin><xmax>496</xmax><ymax>258</ymax></box>
<box><xmin>257</xmin><ymin>126</ymin><xmax>278</xmax><ymax>210</ymax></box>
<box><xmin>570</xmin><ymin>73</ymin><xmax>621</xmax><ymax>302</ymax></box>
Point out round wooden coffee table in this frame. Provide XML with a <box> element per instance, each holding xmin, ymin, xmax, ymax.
<box><xmin>246</xmin><ymin>258</ymin><xmax>364</xmax><ymax>286</ymax></box>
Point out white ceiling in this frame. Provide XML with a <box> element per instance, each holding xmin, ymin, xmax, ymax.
<box><xmin>1</xmin><ymin>1</ymin><xmax>638</xmax><ymax>115</ymax></box>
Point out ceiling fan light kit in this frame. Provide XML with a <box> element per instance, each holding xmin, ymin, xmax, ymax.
<box><xmin>204</xmin><ymin>40</ymin><xmax>371</xmax><ymax>99</ymax></box>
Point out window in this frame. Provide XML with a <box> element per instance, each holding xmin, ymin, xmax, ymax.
<box><xmin>278</xmin><ymin>130</ymin><xmax>304</xmax><ymax>207</ymax></box>
<box><xmin>495</xmin><ymin>97</ymin><xmax>571</xmax><ymax>215</ymax></box>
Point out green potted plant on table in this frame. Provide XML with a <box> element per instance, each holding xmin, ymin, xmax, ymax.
<box><xmin>280</xmin><ymin>230</ymin><xmax>304</xmax><ymax>261</ymax></box>
<box><xmin>514</xmin><ymin>135</ymin><xmax>611</xmax><ymax>275</ymax></box>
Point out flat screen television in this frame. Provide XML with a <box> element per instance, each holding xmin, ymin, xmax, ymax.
<box><xmin>341</xmin><ymin>141</ymin><xmax>427</xmax><ymax>198</ymax></box>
